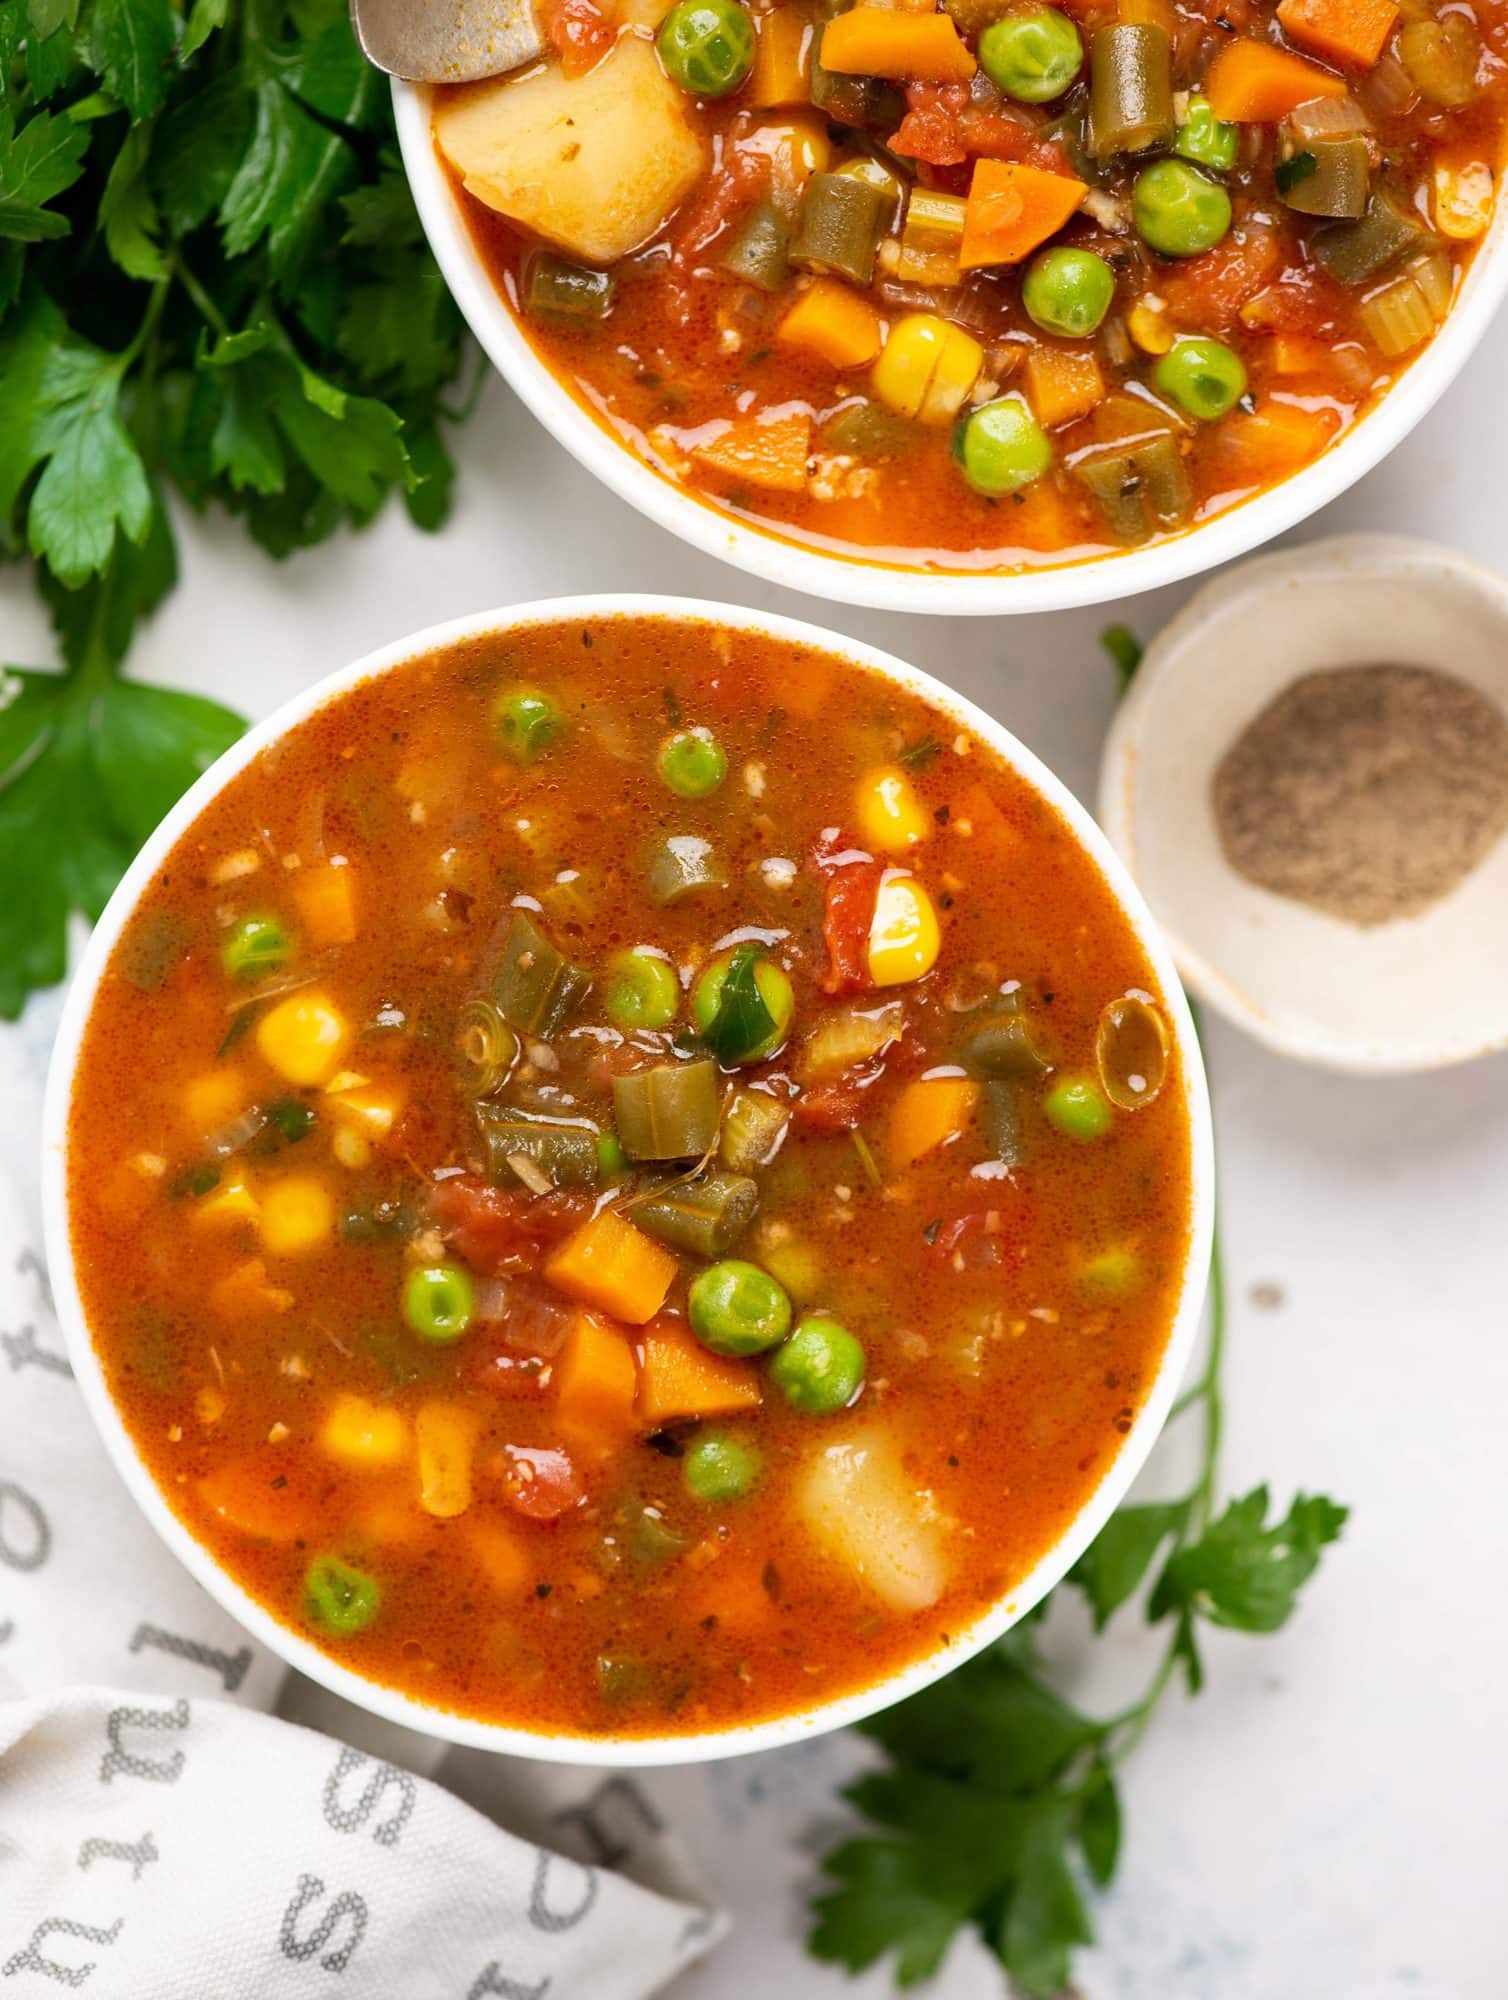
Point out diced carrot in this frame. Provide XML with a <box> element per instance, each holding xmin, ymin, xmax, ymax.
<box><xmin>545</xmin><ymin>1209</ymin><xmax>677</xmax><ymax>1324</ymax></box>
<box><xmin>638</xmin><ymin>1318</ymin><xmax>763</xmax><ymax>1423</ymax></box>
<box><xmin>292</xmin><ymin>863</ymin><xmax>357</xmax><ymax>946</ymax></box>
<box><xmin>1203</xmin><ymin>39</ymin><xmax>1348</xmax><ymax>119</ymax></box>
<box><xmin>690</xmin><ymin>410</ymin><xmax>812</xmax><ymax>494</ymax></box>
<box><xmin>1024</xmin><ymin>344</ymin><xmax>1107</xmax><ymax>429</ymax></box>
<box><xmin>959</xmin><ymin>159</ymin><xmax>1087</xmax><ymax>270</ymax></box>
<box><xmin>555</xmin><ymin>1311</ymin><xmax>639</xmax><ymax>1454</ymax></box>
<box><xmin>1267</xmin><ymin>333</ymin><xmax>1332</xmax><ymax>374</ymax></box>
<box><xmin>1276</xmin><ymin>0</ymin><xmax>1397</xmax><ymax>69</ymax></box>
<box><xmin>682</xmin><ymin>1555</ymin><xmax>779</xmax><ymax>1634</ymax></box>
<box><xmin>416</xmin><ymin>1400</ymin><xmax>481</xmax><ymax>1518</ymax></box>
<box><xmin>465</xmin><ymin>1518</ymin><xmax>533</xmax><ymax>1596</ymax></box>
<box><xmin>1213</xmin><ymin>398</ymin><xmax>1340</xmax><ymax>480</ymax></box>
<box><xmin>198</xmin><ymin>1457</ymin><xmax>315</xmax><ymax>1541</ymax></box>
<box><xmin>778</xmin><ymin>280</ymin><xmax>885</xmax><ymax>370</ymax></box>
<box><xmin>210</xmin><ymin>1257</ymin><xmax>293</xmax><ymax>1317</ymax></box>
<box><xmin>819</xmin><ymin>8</ymin><xmax>976</xmax><ymax>82</ymax></box>
<box><xmin>889</xmin><ymin>1076</ymin><xmax>980</xmax><ymax>1169</ymax></box>
<box><xmin>750</xmin><ymin>6</ymin><xmax>814</xmax><ymax>106</ymax></box>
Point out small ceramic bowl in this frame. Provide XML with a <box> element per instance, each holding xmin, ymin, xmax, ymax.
<box><xmin>1100</xmin><ymin>533</ymin><xmax>1508</xmax><ymax>1074</ymax></box>
<box><xmin>43</xmin><ymin>594</ymin><xmax>1213</xmax><ymax>1765</ymax></box>
<box><xmin>393</xmin><ymin>80</ymin><xmax>1508</xmax><ymax>618</ymax></box>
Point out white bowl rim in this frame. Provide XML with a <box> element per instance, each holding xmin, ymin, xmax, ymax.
<box><xmin>1098</xmin><ymin>528</ymin><xmax>1508</xmax><ymax>1075</ymax></box>
<box><xmin>42</xmin><ymin>592</ymin><xmax>1215</xmax><ymax>1766</ymax></box>
<box><xmin>394</xmin><ymin>77</ymin><xmax>1508</xmax><ymax>619</ymax></box>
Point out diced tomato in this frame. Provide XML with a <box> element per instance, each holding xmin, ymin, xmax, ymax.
<box><xmin>795</xmin><ymin>1078</ymin><xmax>868</xmax><ymax>1132</ymax></box>
<box><xmin>541</xmin><ymin>0</ymin><xmax>613</xmax><ymax>76</ymax></box>
<box><xmin>892</xmin><ymin>85</ymin><xmax>1073</xmax><ymax>173</ymax></box>
<box><xmin>429</xmin><ymin>1175</ymin><xmax>591</xmax><ymax>1275</ymax></box>
<box><xmin>814</xmin><ymin>829</ymin><xmax>881</xmax><ymax>996</ymax></box>
<box><xmin>1239</xmin><ymin>267</ymin><xmax>1352</xmax><ymax>337</ymax></box>
<box><xmin>1162</xmin><ymin>229</ymin><xmax>1285</xmax><ymax>332</ymax></box>
<box><xmin>671</xmin><ymin>136</ymin><xmax>771</xmax><ymax>270</ymax></box>
<box><xmin>927</xmin><ymin>1198</ymin><xmax>1026</xmax><ymax>1270</ymax></box>
<box><xmin>501</xmin><ymin>1444</ymin><xmax>585</xmax><ymax>1521</ymax></box>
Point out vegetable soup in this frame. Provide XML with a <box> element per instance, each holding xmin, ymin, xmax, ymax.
<box><xmin>433</xmin><ymin>0</ymin><xmax>1507</xmax><ymax>574</ymax></box>
<box><xmin>68</xmin><ymin>616</ymin><xmax>1193</xmax><ymax>1738</ymax></box>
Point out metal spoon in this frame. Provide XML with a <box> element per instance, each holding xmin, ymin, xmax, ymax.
<box><xmin>349</xmin><ymin>0</ymin><xmax>546</xmax><ymax>82</ymax></box>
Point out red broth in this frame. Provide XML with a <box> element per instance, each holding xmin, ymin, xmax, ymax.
<box><xmin>435</xmin><ymin>0</ymin><xmax>1508</xmax><ymax>575</ymax></box>
<box><xmin>69</xmin><ymin>617</ymin><xmax>1192</xmax><ymax>1738</ymax></box>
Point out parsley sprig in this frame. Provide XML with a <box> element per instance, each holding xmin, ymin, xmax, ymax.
<box><xmin>811</xmin><ymin>1217</ymin><xmax>1347</xmax><ymax>1992</ymax></box>
<box><xmin>0</xmin><ymin>0</ymin><xmax>477</xmax><ymax>1017</ymax></box>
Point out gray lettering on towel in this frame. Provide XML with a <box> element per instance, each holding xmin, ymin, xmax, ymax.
<box><xmin>279</xmin><ymin>1875</ymin><xmax>368</xmax><ymax>1974</ymax></box>
<box><xmin>3</xmin><ymin>1917</ymin><xmax>123</xmax><ymax>1988</ymax></box>
<box><xmin>0</xmin><ymin>1481</ymin><xmax>50</xmax><ymax>1572</ymax></box>
<box><xmin>99</xmin><ymin>1699</ymin><xmax>189</xmax><ymax>1786</ymax></box>
<box><xmin>78</xmin><ymin>1832</ymin><xmax>159</xmax><ymax>1883</ymax></box>
<box><xmin>527</xmin><ymin>1850</ymin><xmax>597</xmax><ymax>1933</ymax></box>
<box><xmin>128</xmin><ymin>1622</ymin><xmax>251</xmax><ymax>1693</ymax></box>
<box><xmin>322</xmin><ymin>1746</ymin><xmax>417</xmax><ymax>1848</ymax></box>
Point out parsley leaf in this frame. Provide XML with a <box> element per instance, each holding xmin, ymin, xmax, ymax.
<box><xmin>0</xmin><ymin>103</ymin><xmax>89</xmax><ymax>241</ymax></box>
<box><xmin>1069</xmin><ymin>1498</ymin><xmax>1188</xmax><ymax>1630</ymax></box>
<box><xmin>1150</xmin><ymin>1485</ymin><xmax>1349</xmax><ymax>1634</ymax></box>
<box><xmin>0</xmin><ymin>0</ymin><xmax>475</xmax><ymax>1014</ymax></box>
<box><xmin>1276</xmin><ymin>149</ymin><xmax>1319</xmax><ymax>195</ymax></box>
<box><xmin>1101</xmin><ymin>621</ymin><xmax>1144</xmax><ymax>687</ymax></box>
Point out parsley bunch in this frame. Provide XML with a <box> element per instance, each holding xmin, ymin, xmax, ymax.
<box><xmin>811</xmin><ymin>930</ymin><xmax>1347</xmax><ymax>1992</ymax></box>
<box><xmin>0</xmin><ymin>0</ymin><xmax>475</xmax><ymax>1017</ymax></box>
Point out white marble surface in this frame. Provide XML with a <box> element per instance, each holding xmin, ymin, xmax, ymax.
<box><xmin>5</xmin><ymin>317</ymin><xmax>1506</xmax><ymax>1998</ymax></box>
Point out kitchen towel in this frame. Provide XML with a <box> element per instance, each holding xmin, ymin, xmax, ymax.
<box><xmin>0</xmin><ymin>1004</ymin><xmax>722</xmax><ymax>1998</ymax></box>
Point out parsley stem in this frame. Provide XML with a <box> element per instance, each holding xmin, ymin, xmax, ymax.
<box><xmin>174</xmin><ymin>255</ymin><xmax>231</xmax><ymax>339</ymax></box>
<box><xmin>115</xmin><ymin>276</ymin><xmax>170</xmax><ymax>377</ymax></box>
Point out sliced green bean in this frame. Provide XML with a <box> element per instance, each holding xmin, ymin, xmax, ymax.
<box><xmin>791</xmin><ymin>172</ymin><xmax>888</xmax><ymax>285</ymax></box>
<box><xmin>613</xmin><ymin>1058</ymin><xmax>720</xmax><ymax>1160</ymax></box>
<box><xmin>493</xmin><ymin>911</ymin><xmax>590</xmax><ymax>1037</ymax></box>
<box><xmin>1073</xmin><ymin>432</ymin><xmax>1192</xmax><ymax>544</ymax></box>
<box><xmin>958</xmin><ymin>1004</ymin><xmax>1046</xmax><ymax>1078</ymax></box>
<box><xmin>978</xmin><ymin>1080</ymin><xmax>1024</xmax><ymax>1167</ymax></box>
<box><xmin>476</xmin><ymin>1107</ymin><xmax>600</xmax><ymax>1188</ymax></box>
<box><xmin>647</xmin><ymin>835</ymin><xmax>727</xmax><ymax>906</ymax></box>
<box><xmin>722</xmin><ymin>200</ymin><xmax>791</xmax><ymax>292</ymax></box>
<box><xmin>1277</xmin><ymin>133</ymin><xmax>1368</xmax><ymax>220</ymax></box>
<box><xmin>634</xmin><ymin>1173</ymin><xmax>760</xmax><ymax>1256</ymax></box>
<box><xmin>522</xmin><ymin>248</ymin><xmax>615</xmax><ymax>323</ymax></box>
<box><xmin>1312</xmin><ymin>191</ymin><xmax>1425</xmax><ymax>285</ymax></box>
<box><xmin>1088</xmin><ymin>24</ymin><xmax>1173</xmax><ymax>158</ymax></box>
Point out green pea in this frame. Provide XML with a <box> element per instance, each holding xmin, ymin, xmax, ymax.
<box><xmin>658</xmin><ymin>725</ymin><xmax>728</xmax><ymax>798</ymax></box>
<box><xmin>684</xmin><ymin>1431</ymin><xmax>763</xmax><ymax>1502</ymax></box>
<box><xmin>692</xmin><ymin>950</ymin><xmax>794</xmax><ymax>1062</ymax></box>
<box><xmin>1174</xmin><ymin>94</ymin><xmax>1237</xmax><ymax>173</ymax></box>
<box><xmin>770</xmin><ymin>1315</ymin><xmax>865</xmax><ymax>1414</ymax></box>
<box><xmin>1044</xmin><ymin>1074</ymin><xmax>1113</xmax><ymax>1141</ymax></box>
<box><xmin>496</xmin><ymin>686</ymin><xmax>563</xmax><ymax>763</ymax></box>
<box><xmin>1022</xmin><ymin>246</ymin><xmax>1116</xmax><ymax>337</ymax></box>
<box><xmin>304</xmin><ymin>1556</ymin><xmax>381</xmax><ymax>1636</ymax></box>
<box><xmin>605</xmin><ymin>947</ymin><xmax>680</xmax><ymax>1032</ymax></box>
<box><xmin>689</xmin><ymin>1258</ymin><xmax>792</xmax><ymax>1356</ymax></box>
<box><xmin>597</xmin><ymin>1130</ymin><xmax>629</xmax><ymax>1180</ymax></box>
<box><xmin>977</xmin><ymin>5</ymin><xmax>1083</xmax><ymax>102</ymax></box>
<box><xmin>657</xmin><ymin>0</ymin><xmax>754</xmax><ymax>97</ymax></box>
<box><xmin>1133</xmin><ymin>158</ymin><xmax>1232</xmax><ymax>258</ymax></box>
<box><xmin>402</xmin><ymin>1263</ymin><xmax>475</xmax><ymax>1343</ymax></box>
<box><xmin>954</xmin><ymin>396</ymin><xmax>1052</xmax><ymax>498</ymax></box>
<box><xmin>222</xmin><ymin>916</ymin><xmax>289</xmax><ymax>982</ymax></box>
<box><xmin>1154</xmin><ymin>336</ymin><xmax>1248</xmax><ymax>420</ymax></box>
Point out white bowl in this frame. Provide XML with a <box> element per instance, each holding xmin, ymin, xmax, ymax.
<box><xmin>1100</xmin><ymin>533</ymin><xmax>1508</xmax><ymax>1073</ymax></box>
<box><xmin>394</xmin><ymin>80</ymin><xmax>1508</xmax><ymax>618</ymax></box>
<box><xmin>43</xmin><ymin>594</ymin><xmax>1214</xmax><ymax>1764</ymax></box>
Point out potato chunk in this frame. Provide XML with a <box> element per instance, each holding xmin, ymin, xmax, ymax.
<box><xmin>433</xmin><ymin>38</ymin><xmax>707</xmax><ymax>266</ymax></box>
<box><xmin>797</xmin><ymin>1427</ymin><xmax>949</xmax><ymax>1613</ymax></box>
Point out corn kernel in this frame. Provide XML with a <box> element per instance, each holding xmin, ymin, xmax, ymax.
<box><xmin>742</xmin><ymin>114</ymin><xmax>832</xmax><ymax>196</ymax></box>
<box><xmin>193</xmin><ymin>1170</ymin><xmax>260</xmax><ymax>1228</ymax></box>
<box><xmin>255</xmin><ymin>989</ymin><xmax>351</xmax><ymax>1087</ymax></box>
<box><xmin>855</xmin><ymin>765</ymin><xmax>931</xmax><ymax>851</ymax></box>
<box><xmin>416</xmin><ymin>1401</ymin><xmax>481</xmax><ymax>1519</ymax></box>
<box><xmin>867</xmin><ymin>871</ymin><xmax>941</xmax><ymax>987</ymax></box>
<box><xmin>872</xmin><ymin>314</ymin><xmax>983</xmax><ymax>425</ymax></box>
<box><xmin>293</xmin><ymin>863</ymin><xmax>357</xmax><ymax>945</ymax></box>
<box><xmin>259</xmin><ymin>1174</ymin><xmax>335</xmax><ymax>1255</ymax></box>
<box><xmin>327</xmin><ymin>1082</ymin><xmax>401</xmax><ymax>1137</ymax></box>
<box><xmin>184</xmin><ymin>1069</ymin><xmax>251</xmax><ymax>1136</ymax></box>
<box><xmin>332</xmin><ymin>1127</ymin><xmax>372</xmax><ymax>1170</ymax></box>
<box><xmin>1433</xmin><ymin>159</ymin><xmax>1493</xmax><ymax>240</ymax></box>
<box><xmin>319</xmin><ymin>1392</ymin><xmax>410</xmax><ymax>1469</ymax></box>
<box><xmin>1128</xmin><ymin>301</ymin><xmax>1174</xmax><ymax>355</ymax></box>
<box><xmin>195</xmin><ymin>1386</ymin><xmax>228</xmax><ymax>1426</ymax></box>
